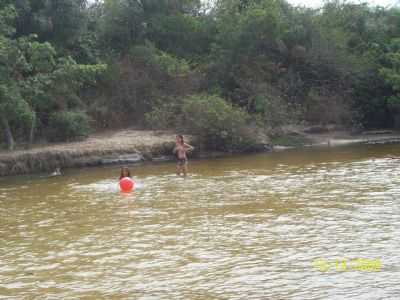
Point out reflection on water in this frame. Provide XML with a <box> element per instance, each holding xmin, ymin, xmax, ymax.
<box><xmin>1</xmin><ymin>144</ymin><xmax>400</xmax><ymax>299</ymax></box>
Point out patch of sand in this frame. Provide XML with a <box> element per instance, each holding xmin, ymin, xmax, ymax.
<box><xmin>0</xmin><ymin>130</ymin><xmax>178</xmax><ymax>159</ymax></box>
<box><xmin>304</xmin><ymin>130</ymin><xmax>400</xmax><ymax>146</ymax></box>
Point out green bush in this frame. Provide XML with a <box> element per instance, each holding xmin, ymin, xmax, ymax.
<box><xmin>130</xmin><ymin>43</ymin><xmax>190</xmax><ymax>76</ymax></box>
<box><xmin>181</xmin><ymin>94</ymin><xmax>254</xmax><ymax>151</ymax></box>
<box><xmin>144</xmin><ymin>98</ymin><xmax>183</xmax><ymax>129</ymax></box>
<box><xmin>145</xmin><ymin>94</ymin><xmax>262</xmax><ymax>152</ymax></box>
<box><xmin>48</xmin><ymin>111</ymin><xmax>92</xmax><ymax>142</ymax></box>
<box><xmin>270</xmin><ymin>134</ymin><xmax>311</xmax><ymax>147</ymax></box>
<box><xmin>254</xmin><ymin>95</ymin><xmax>302</xmax><ymax>129</ymax></box>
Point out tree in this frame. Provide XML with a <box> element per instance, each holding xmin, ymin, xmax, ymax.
<box><xmin>13</xmin><ymin>0</ymin><xmax>87</xmax><ymax>48</ymax></box>
<box><xmin>0</xmin><ymin>5</ymin><xmax>31</xmax><ymax>150</ymax></box>
<box><xmin>0</xmin><ymin>4</ymin><xmax>106</xmax><ymax>150</ymax></box>
<box><xmin>379</xmin><ymin>38</ymin><xmax>400</xmax><ymax>127</ymax></box>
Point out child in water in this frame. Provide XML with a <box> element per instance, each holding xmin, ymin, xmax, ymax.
<box><xmin>173</xmin><ymin>135</ymin><xmax>194</xmax><ymax>177</ymax></box>
<box><xmin>119</xmin><ymin>166</ymin><xmax>131</xmax><ymax>180</ymax></box>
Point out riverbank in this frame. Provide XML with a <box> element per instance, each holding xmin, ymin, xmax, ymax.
<box><xmin>0</xmin><ymin>130</ymin><xmax>180</xmax><ymax>177</ymax></box>
<box><xmin>293</xmin><ymin>128</ymin><xmax>400</xmax><ymax>148</ymax></box>
<box><xmin>1</xmin><ymin>128</ymin><xmax>400</xmax><ymax>177</ymax></box>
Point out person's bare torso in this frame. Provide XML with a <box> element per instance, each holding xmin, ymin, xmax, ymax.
<box><xmin>176</xmin><ymin>144</ymin><xmax>187</xmax><ymax>159</ymax></box>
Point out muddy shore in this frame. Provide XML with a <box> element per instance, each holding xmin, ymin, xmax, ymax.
<box><xmin>0</xmin><ymin>130</ymin><xmax>179</xmax><ymax>177</ymax></box>
<box><xmin>1</xmin><ymin>129</ymin><xmax>400</xmax><ymax>177</ymax></box>
<box><xmin>276</xmin><ymin>129</ymin><xmax>400</xmax><ymax>149</ymax></box>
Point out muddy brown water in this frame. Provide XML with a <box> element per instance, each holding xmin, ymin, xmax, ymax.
<box><xmin>1</xmin><ymin>144</ymin><xmax>400</xmax><ymax>299</ymax></box>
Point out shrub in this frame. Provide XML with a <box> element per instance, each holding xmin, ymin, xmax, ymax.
<box><xmin>304</xmin><ymin>88</ymin><xmax>352</xmax><ymax>125</ymax></box>
<box><xmin>181</xmin><ymin>94</ymin><xmax>254</xmax><ymax>151</ymax></box>
<box><xmin>130</xmin><ymin>43</ymin><xmax>190</xmax><ymax>76</ymax></box>
<box><xmin>254</xmin><ymin>94</ymin><xmax>302</xmax><ymax>129</ymax></box>
<box><xmin>144</xmin><ymin>98</ymin><xmax>183</xmax><ymax>129</ymax></box>
<box><xmin>48</xmin><ymin>111</ymin><xmax>92</xmax><ymax>142</ymax></box>
<box><xmin>270</xmin><ymin>133</ymin><xmax>311</xmax><ymax>147</ymax></box>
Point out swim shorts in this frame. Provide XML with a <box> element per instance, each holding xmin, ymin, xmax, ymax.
<box><xmin>177</xmin><ymin>158</ymin><xmax>187</xmax><ymax>166</ymax></box>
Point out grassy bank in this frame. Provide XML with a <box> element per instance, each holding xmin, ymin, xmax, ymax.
<box><xmin>272</xmin><ymin>128</ymin><xmax>400</xmax><ymax>148</ymax></box>
<box><xmin>0</xmin><ymin>130</ymin><xmax>178</xmax><ymax>177</ymax></box>
<box><xmin>2</xmin><ymin>128</ymin><xmax>400</xmax><ymax>177</ymax></box>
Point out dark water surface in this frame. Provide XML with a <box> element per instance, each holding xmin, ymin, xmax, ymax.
<box><xmin>1</xmin><ymin>144</ymin><xmax>400</xmax><ymax>299</ymax></box>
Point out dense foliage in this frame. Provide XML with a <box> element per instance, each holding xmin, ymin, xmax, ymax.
<box><xmin>0</xmin><ymin>1</ymin><xmax>105</xmax><ymax>149</ymax></box>
<box><xmin>2</xmin><ymin>0</ymin><xmax>400</xmax><ymax>150</ymax></box>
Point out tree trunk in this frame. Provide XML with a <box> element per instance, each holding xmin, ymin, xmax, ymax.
<box><xmin>2</xmin><ymin>117</ymin><xmax>15</xmax><ymax>151</ymax></box>
<box><xmin>29</xmin><ymin>112</ymin><xmax>36</xmax><ymax>145</ymax></box>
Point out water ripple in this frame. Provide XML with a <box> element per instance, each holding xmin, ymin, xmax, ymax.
<box><xmin>1</xmin><ymin>146</ymin><xmax>400</xmax><ymax>299</ymax></box>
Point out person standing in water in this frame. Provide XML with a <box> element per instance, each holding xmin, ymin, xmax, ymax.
<box><xmin>119</xmin><ymin>166</ymin><xmax>132</xmax><ymax>180</ymax></box>
<box><xmin>173</xmin><ymin>135</ymin><xmax>194</xmax><ymax>177</ymax></box>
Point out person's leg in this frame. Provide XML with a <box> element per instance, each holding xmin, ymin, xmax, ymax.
<box><xmin>176</xmin><ymin>163</ymin><xmax>181</xmax><ymax>176</ymax></box>
<box><xmin>183</xmin><ymin>161</ymin><xmax>188</xmax><ymax>177</ymax></box>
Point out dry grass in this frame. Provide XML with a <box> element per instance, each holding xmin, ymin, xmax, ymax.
<box><xmin>0</xmin><ymin>130</ymin><xmax>182</xmax><ymax>176</ymax></box>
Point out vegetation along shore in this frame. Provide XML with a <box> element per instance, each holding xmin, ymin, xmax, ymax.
<box><xmin>2</xmin><ymin>128</ymin><xmax>400</xmax><ymax>177</ymax></box>
<box><xmin>2</xmin><ymin>0</ymin><xmax>400</xmax><ymax>175</ymax></box>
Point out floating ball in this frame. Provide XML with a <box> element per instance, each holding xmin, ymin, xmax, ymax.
<box><xmin>120</xmin><ymin>177</ymin><xmax>135</xmax><ymax>192</ymax></box>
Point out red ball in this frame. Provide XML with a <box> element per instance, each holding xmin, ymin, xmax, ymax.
<box><xmin>119</xmin><ymin>177</ymin><xmax>135</xmax><ymax>192</ymax></box>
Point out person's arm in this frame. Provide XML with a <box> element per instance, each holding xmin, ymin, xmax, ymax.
<box><xmin>184</xmin><ymin>143</ymin><xmax>194</xmax><ymax>151</ymax></box>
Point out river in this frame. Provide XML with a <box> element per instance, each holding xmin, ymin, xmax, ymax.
<box><xmin>1</xmin><ymin>144</ymin><xmax>400</xmax><ymax>299</ymax></box>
